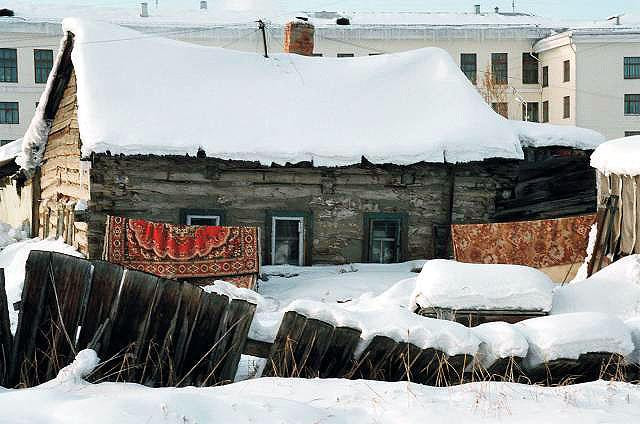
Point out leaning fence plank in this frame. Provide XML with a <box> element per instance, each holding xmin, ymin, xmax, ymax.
<box><xmin>216</xmin><ymin>299</ymin><xmax>257</xmax><ymax>384</ymax></box>
<box><xmin>319</xmin><ymin>326</ymin><xmax>362</xmax><ymax>378</ymax></box>
<box><xmin>0</xmin><ymin>269</ymin><xmax>12</xmax><ymax>386</ymax></box>
<box><xmin>168</xmin><ymin>282</ymin><xmax>202</xmax><ymax>379</ymax></box>
<box><xmin>292</xmin><ymin>318</ymin><xmax>334</xmax><ymax>378</ymax></box>
<box><xmin>386</xmin><ymin>342</ymin><xmax>423</xmax><ymax>382</ymax></box>
<box><xmin>262</xmin><ymin>311</ymin><xmax>308</xmax><ymax>378</ymax></box>
<box><xmin>350</xmin><ymin>335</ymin><xmax>397</xmax><ymax>380</ymax></box>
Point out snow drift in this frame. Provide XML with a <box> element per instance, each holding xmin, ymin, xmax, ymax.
<box><xmin>591</xmin><ymin>135</ymin><xmax>640</xmax><ymax>176</ymax></box>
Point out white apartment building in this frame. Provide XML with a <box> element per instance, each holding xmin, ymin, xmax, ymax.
<box><xmin>0</xmin><ymin>6</ymin><xmax>638</xmax><ymax>142</ymax></box>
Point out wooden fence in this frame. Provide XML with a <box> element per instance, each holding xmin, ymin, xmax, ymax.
<box><xmin>0</xmin><ymin>251</ymin><xmax>637</xmax><ymax>388</ymax></box>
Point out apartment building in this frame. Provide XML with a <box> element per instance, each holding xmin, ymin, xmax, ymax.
<box><xmin>0</xmin><ymin>6</ymin><xmax>638</xmax><ymax>141</ymax></box>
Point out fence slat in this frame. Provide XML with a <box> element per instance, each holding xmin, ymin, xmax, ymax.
<box><xmin>262</xmin><ymin>311</ymin><xmax>308</xmax><ymax>377</ymax></box>
<box><xmin>0</xmin><ymin>269</ymin><xmax>12</xmax><ymax>386</ymax></box>
<box><xmin>292</xmin><ymin>318</ymin><xmax>334</xmax><ymax>378</ymax></box>
<box><xmin>319</xmin><ymin>326</ymin><xmax>361</xmax><ymax>378</ymax></box>
<box><xmin>351</xmin><ymin>335</ymin><xmax>397</xmax><ymax>380</ymax></box>
<box><xmin>217</xmin><ymin>299</ymin><xmax>257</xmax><ymax>384</ymax></box>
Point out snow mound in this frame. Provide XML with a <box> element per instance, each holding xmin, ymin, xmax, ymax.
<box><xmin>19</xmin><ymin>18</ymin><xmax>526</xmax><ymax>171</ymax></box>
<box><xmin>552</xmin><ymin>255</ymin><xmax>640</xmax><ymax>320</ymax></box>
<box><xmin>0</xmin><ymin>237</ymin><xmax>84</xmax><ymax>334</ymax></box>
<box><xmin>41</xmin><ymin>349</ymin><xmax>100</xmax><ymax>387</ymax></box>
<box><xmin>410</xmin><ymin>260</ymin><xmax>554</xmax><ymax>312</ymax></box>
<box><xmin>516</xmin><ymin>312</ymin><xmax>634</xmax><ymax>367</ymax></box>
<box><xmin>591</xmin><ymin>135</ymin><xmax>640</xmax><ymax>176</ymax></box>
<box><xmin>512</xmin><ymin>120</ymin><xmax>605</xmax><ymax>150</ymax></box>
<box><xmin>0</xmin><ymin>222</ymin><xmax>28</xmax><ymax>250</ymax></box>
<box><xmin>203</xmin><ymin>280</ymin><xmax>276</xmax><ymax>313</ymax></box>
<box><xmin>471</xmin><ymin>322</ymin><xmax>529</xmax><ymax>368</ymax></box>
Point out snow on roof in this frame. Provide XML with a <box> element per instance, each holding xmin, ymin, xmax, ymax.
<box><xmin>0</xmin><ymin>138</ymin><xmax>21</xmax><ymax>167</ymax></box>
<box><xmin>590</xmin><ymin>135</ymin><xmax>640</xmax><ymax>176</ymax></box>
<box><xmin>410</xmin><ymin>260</ymin><xmax>555</xmax><ymax>312</ymax></box>
<box><xmin>516</xmin><ymin>312</ymin><xmax>634</xmax><ymax>367</ymax></box>
<box><xmin>21</xmin><ymin>19</ymin><xmax>526</xmax><ymax>168</ymax></box>
<box><xmin>512</xmin><ymin>120</ymin><xmax>605</xmax><ymax>150</ymax></box>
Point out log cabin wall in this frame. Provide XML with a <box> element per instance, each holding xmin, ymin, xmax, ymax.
<box><xmin>37</xmin><ymin>70</ymin><xmax>90</xmax><ymax>255</ymax></box>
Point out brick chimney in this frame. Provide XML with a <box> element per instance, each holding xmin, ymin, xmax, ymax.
<box><xmin>284</xmin><ymin>19</ymin><xmax>315</xmax><ymax>56</ymax></box>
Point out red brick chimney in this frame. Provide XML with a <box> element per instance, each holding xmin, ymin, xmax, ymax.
<box><xmin>283</xmin><ymin>19</ymin><xmax>315</xmax><ymax>56</ymax></box>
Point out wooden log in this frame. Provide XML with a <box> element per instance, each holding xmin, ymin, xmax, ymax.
<box><xmin>292</xmin><ymin>318</ymin><xmax>334</xmax><ymax>378</ymax></box>
<box><xmin>178</xmin><ymin>292</ymin><xmax>228</xmax><ymax>387</ymax></box>
<box><xmin>76</xmin><ymin>260</ymin><xmax>123</xmax><ymax>351</ymax></box>
<box><xmin>0</xmin><ymin>269</ymin><xmax>12</xmax><ymax>387</ymax></box>
<box><xmin>319</xmin><ymin>326</ymin><xmax>362</xmax><ymax>378</ymax></box>
<box><xmin>350</xmin><ymin>335</ymin><xmax>397</xmax><ymax>381</ymax></box>
<box><xmin>262</xmin><ymin>311</ymin><xmax>308</xmax><ymax>378</ymax></box>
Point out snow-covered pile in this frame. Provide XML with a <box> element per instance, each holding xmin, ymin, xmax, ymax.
<box><xmin>19</xmin><ymin>19</ymin><xmax>526</xmax><ymax>171</ymax></box>
<box><xmin>552</xmin><ymin>255</ymin><xmax>640</xmax><ymax>320</ymax></box>
<box><xmin>512</xmin><ymin>120</ymin><xmax>605</xmax><ymax>150</ymax></box>
<box><xmin>516</xmin><ymin>312</ymin><xmax>634</xmax><ymax>367</ymax></box>
<box><xmin>0</xmin><ymin>222</ymin><xmax>28</xmax><ymax>249</ymax></box>
<box><xmin>471</xmin><ymin>322</ymin><xmax>529</xmax><ymax>368</ymax></box>
<box><xmin>591</xmin><ymin>135</ymin><xmax>640</xmax><ymax>176</ymax></box>
<box><xmin>0</xmin><ymin>237</ymin><xmax>83</xmax><ymax>333</ymax></box>
<box><xmin>410</xmin><ymin>260</ymin><xmax>554</xmax><ymax>312</ymax></box>
<box><xmin>3</xmin><ymin>360</ymin><xmax>640</xmax><ymax>423</ymax></box>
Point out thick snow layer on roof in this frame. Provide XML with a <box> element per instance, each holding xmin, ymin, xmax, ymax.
<box><xmin>591</xmin><ymin>135</ymin><xmax>640</xmax><ymax>176</ymax></box>
<box><xmin>410</xmin><ymin>260</ymin><xmax>554</xmax><ymax>312</ymax></box>
<box><xmin>24</xmin><ymin>19</ymin><xmax>525</xmax><ymax>167</ymax></box>
<box><xmin>552</xmin><ymin>255</ymin><xmax>640</xmax><ymax>321</ymax></box>
<box><xmin>0</xmin><ymin>138</ymin><xmax>21</xmax><ymax>167</ymax></box>
<box><xmin>471</xmin><ymin>322</ymin><xmax>529</xmax><ymax>368</ymax></box>
<box><xmin>516</xmin><ymin>312</ymin><xmax>634</xmax><ymax>367</ymax></box>
<box><xmin>512</xmin><ymin>120</ymin><xmax>605</xmax><ymax>150</ymax></box>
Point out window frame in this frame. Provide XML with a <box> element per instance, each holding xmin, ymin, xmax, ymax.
<box><xmin>624</xmin><ymin>57</ymin><xmax>640</xmax><ymax>79</ymax></box>
<box><xmin>563</xmin><ymin>96</ymin><xmax>571</xmax><ymax>119</ymax></box>
<box><xmin>522</xmin><ymin>53</ymin><xmax>539</xmax><ymax>84</ymax></box>
<box><xmin>271</xmin><ymin>216</ymin><xmax>304</xmax><ymax>266</ymax></box>
<box><xmin>563</xmin><ymin>60</ymin><xmax>570</xmax><ymax>83</ymax></box>
<box><xmin>460</xmin><ymin>53</ymin><xmax>477</xmax><ymax>85</ymax></box>
<box><xmin>362</xmin><ymin>212</ymin><xmax>408</xmax><ymax>264</ymax></box>
<box><xmin>34</xmin><ymin>49</ymin><xmax>54</xmax><ymax>84</ymax></box>
<box><xmin>542</xmin><ymin>100</ymin><xmax>549</xmax><ymax>123</ymax></box>
<box><xmin>491</xmin><ymin>53</ymin><xmax>508</xmax><ymax>85</ymax></box>
<box><xmin>624</xmin><ymin>131</ymin><xmax>640</xmax><ymax>137</ymax></box>
<box><xmin>542</xmin><ymin>66</ymin><xmax>549</xmax><ymax>87</ymax></box>
<box><xmin>265</xmin><ymin>210</ymin><xmax>312</xmax><ymax>266</ymax></box>
<box><xmin>624</xmin><ymin>94</ymin><xmax>640</xmax><ymax>115</ymax></box>
<box><xmin>522</xmin><ymin>102</ymin><xmax>539</xmax><ymax>122</ymax></box>
<box><xmin>0</xmin><ymin>48</ymin><xmax>17</xmax><ymax>83</ymax></box>
<box><xmin>491</xmin><ymin>102</ymin><xmax>508</xmax><ymax>118</ymax></box>
<box><xmin>0</xmin><ymin>101</ymin><xmax>19</xmax><ymax>124</ymax></box>
<box><xmin>337</xmin><ymin>53</ymin><xmax>355</xmax><ymax>58</ymax></box>
<box><xmin>179</xmin><ymin>208</ymin><xmax>226</xmax><ymax>226</ymax></box>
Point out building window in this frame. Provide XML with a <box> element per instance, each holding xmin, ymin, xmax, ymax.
<box><xmin>624</xmin><ymin>57</ymin><xmax>640</xmax><ymax>79</ymax></box>
<box><xmin>522</xmin><ymin>102</ymin><xmax>539</xmax><ymax>122</ymax></box>
<box><xmin>492</xmin><ymin>102</ymin><xmax>508</xmax><ymax>118</ymax></box>
<box><xmin>0</xmin><ymin>139</ymin><xmax>13</xmax><ymax>146</ymax></box>
<box><xmin>180</xmin><ymin>208</ymin><xmax>225</xmax><ymax>226</ymax></box>
<box><xmin>0</xmin><ymin>102</ymin><xmax>18</xmax><ymax>124</ymax></box>
<box><xmin>271</xmin><ymin>216</ymin><xmax>304</xmax><ymax>266</ymax></box>
<box><xmin>542</xmin><ymin>101</ymin><xmax>549</xmax><ymax>123</ymax></box>
<box><xmin>563</xmin><ymin>60</ymin><xmax>570</xmax><ymax>82</ymax></box>
<box><xmin>491</xmin><ymin>53</ymin><xmax>508</xmax><ymax>84</ymax></box>
<box><xmin>563</xmin><ymin>96</ymin><xmax>570</xmax><ymax>119</ymax></box>
<box><xmin>522</xmin><ymin>53</ymin><xmax>538</xmax><ymax>84</ymax></box>
<box><xmin>625</xmin><ymin>94</ymin><xmax>640</xmax><ymax>115</ymax></box>
<box><xmin>311</xmin><ymin>53</ymin><xmax>323</xmax><ymax>57</ymax></box>
<box><xmin>337</xmin><ymin>53</ymin><xmax>354</xmax><ymax>58</ymax></box>
<box><xmin>0</xmin><ymin>48</ymin><xmax>17</xmax><ymax>83</ymax></box>
<box><xmin>34</xmin><ymin>49</ymin><xmax>54</xmax><ymax>83</ymax></box>
<box><xmin>363</xmin><ymin>213</ymin><xmax>407</xmax><ymax>264</ymax></box>
<box><xmin>368</xmin><ymin>53</ymin><xmax>382</xmax><ymax>56</ymax></box>
<box><xmin>460</xmin><ymin>53</ymin><xmax>477</xmax><ymax>84</ymax></box>
<box><xmin>186</xmin><ymin>214</ymin><xmax>220</xmax><ymax>226</ymax></box>
<box><xmin>625</xmin><ymin>131</ymin><xmax>640</xmax><ymax>137</ymax></box>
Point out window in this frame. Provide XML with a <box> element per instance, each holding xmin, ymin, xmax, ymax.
<box><xmin>368</xmin><ymin>53</ymin><xmax>382</xmax><ymax>56</ymax></box>
<box><xmin>542</xmin><ymin>101</ymin><xmax>549</xmax><ymax>123</ymax></box>
<box><xmin>460</xmin><ymin>53</ymin><xmax>477</xmax><ymax>84</ymax></box>
<box><xmin>0</xmin><ymin>48</ymin><xmax>17</xmax><ymax>83</ymax></box>
<box><xmin>180</xmin><ymin>208</ymin><xmax>225</xmax><ymax>226</ymax></box>
<box><xmin>1</xmin><ymin>139</ymin><xmax>13</xmax><ymax>146</ymax></box>
<box><xmin>563</xmin><ymin>96</ymin><xmax>570</xmax><ymax>119</ymax></box>
<box><xmin>522</xmin><ymin>53</ymin><xmax>538</xmax><ymax>84</ymax></box>
<box><xmin>491</xmin><ymin>53</ymin><xmax>508</xmax><ymax>84</ymax></box>
<box><xmin>522</xmin><ymin>102</ymin><xmax>539</xmax><ymax>122</ymax></box>
<box><xmin>34</xmin><ymin>49</ymin><xmax>53</xmax><ymax>84</ymax></box>
<box><xmin>337</xmin><ymin>53</ymin><xmax>354</xmax><ymax>58</ymax></box>
<box><xmin>363</xmin><ymin>213</ymin><xmax>407</xmax><ymax>264</ymax></box>
<box><xmin>0</xmin><ymin>102</ymin><xmax>18</xmax><ymax>124</ymax></box>
<box><xmin>625</xmin><ymin>94</ymin><xmax>640</xmax><ymax>115</ymax></box>
<box><xmin>492</xmin><ymin>102</ymin><xmax>508</xmax><ymax>118</ymax></box>
<box><xmin>625</xmin><ymin>131</ymin><xmax>640</xmax><ymax>137</ymax></box>
<box><xmin>542</xmin><ymin>66</ymin><xmax>549</xmax><ymax>87</ymax></box>
<box><xmin>272</xmin><ymin>216</ymin><xmax>304</xmax><ymax>265</ymax></box>
<box><xmin>563</xmin><ymin>60</ymin><xmax>570</xmax><ymax>82</ymax></box>
<box><xmin>311</xmin><ymin>53</ymin><xmax>323</xmax><ymax>57</ymax></box>
<box><xmin>624</xmin><ymin>57</ymin><xmax>640</xmax><ymax>79</ymax></box>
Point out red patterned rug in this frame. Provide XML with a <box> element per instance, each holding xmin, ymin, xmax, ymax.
<box><xmin>103</xmin><ymin>216</ymin><xmax>260</xmax><ymax>289</ymax></box>
<box><xmin>451</xmin><ymin>214</ymin><xmax>596</xmax><ymax>269</ymax></box>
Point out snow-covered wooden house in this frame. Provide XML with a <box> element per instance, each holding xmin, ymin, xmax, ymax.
<box><xmin>15</xmin><ymin>19</ymin><xmax>604</xmax><ymax>264</ymax></box>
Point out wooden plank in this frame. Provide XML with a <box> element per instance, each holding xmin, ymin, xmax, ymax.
<box><xmin>169</xmin><ymin>282</ymin><xmax>202</xmax><ymax>379</ymax></box>
<box><xmin>76</xmin><ymin>260</ymin><xmax>123</xmax><ymax>351</ymax></box>
<box><xmin>350</xmin><ymin>335</ymin><xmax>397</xmax><ymax>381</ymax></box>
<box><xmin>243</xmin><ymin>338</ymin><xmax>272</xmax><ymax>358</ymax></box>
<box><xmin>0</xmin><ymin>269</ymin><xmax>12</xmax><ymax>387</ymax></box>
<box><xmin>386</xmin><ymin>342</ymin><xmax>423</xmax><ymax>382</ymax></box>
<box><xmin>262</xmin><ymin>311</ymin><xmax>308</xmax><ymax>378</ymax></box>
<box><xmin>409</xmin><ymin>348</ymin><xmax>439</xmax><ymax>385</ymax></box>
<box><xmin>319</xmin><ymin>326</ymin><xmax>361</xmax><ymax>378</ymax></box>
<box><xmin>216</xmin><ymin>299</ymin><xmax>257</xmax><ymax>384</ymax></box>
<box><xmin>291</xmin><ymin>318</ymin><xmax>334</xmax><ymax>378</ymax></box>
